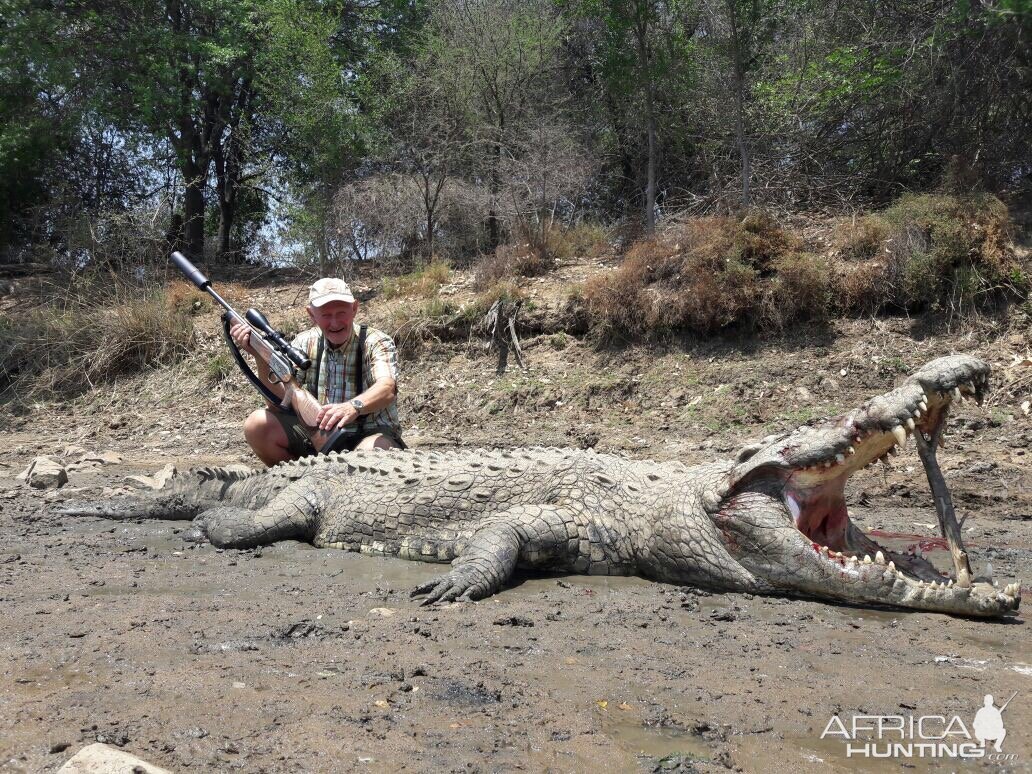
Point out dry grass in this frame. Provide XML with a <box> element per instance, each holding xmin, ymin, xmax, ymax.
<box><xmin>581</xmin><ymin>215</ymin><xmax>800</xmax><ymax>339</ymax></box>
<box><xmin>385</xmin><ymin>297</ymin><xmax>462</xmax><ymax>359</ymax></box>
<box><xmin>475</xmin><ymin>244</ymin><xmax>552</xmax><ymax>290</ymax></box>
<box><xmin>544</xmin><ymin>222</ymin><xmax>611</xmax><ymax>261</ymax></box>
<box><xmin>0</xmin><ymin>281</ymin><xmax>195</xmax><ymax>404</ymax></box>
<box><xmin>380</xmin><ymin>260</ymin><xmax>451</xmax><ymax>299</ymax></box>
<box><xmin>761</xmin><ymin>252</ymin><xmax>836</xmax><ymax>331</ymax></box>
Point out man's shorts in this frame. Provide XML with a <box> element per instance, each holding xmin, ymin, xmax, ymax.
<box><xmin>270</xmin><ymin>411</ymin><xmax>404</xmax><ymax>459</ymax></box>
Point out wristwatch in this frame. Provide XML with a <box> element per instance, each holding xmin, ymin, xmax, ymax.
<box><xmin>349</xmin><ymin>398</ymin><xmax>365</xmax><ymax>415</ymax></box>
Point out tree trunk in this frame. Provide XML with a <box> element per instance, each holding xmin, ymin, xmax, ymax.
<box><xmin>216</xmin><ymin>190</ymin><xmax>234</xmax><ymax>260</ymax></box>
<box><xmin>733</xmin><ymin>67</ymin><xmax>750</xmax><ymax>209</ymax></box>
<box><xmin>727</xmin><ymin>2</ymin><xmax>751</xmax><ymax>209</ymax></box>
<box><xmin>645</xmin><ymin>84</ymin><xmax>657</xmax><ymax>234</ymax></box>
<box><xmin>488</xmin><ymin>139</ymin><xmax>502</xmax><ymax>250</ymax></box>
<box><xmin>182</xmin><ymin>158</ymin><xmax>206</xmax><ymax>260</ymax></box>
<box><xmin>634</xmin><ymin>8</ymin><xmax>658</xmax><ymax>234</ymax></box>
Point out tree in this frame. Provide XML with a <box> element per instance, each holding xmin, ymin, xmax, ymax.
<box><xmin>426</xmin><ymin>0</ymin><xmax>567</xmax><ymax>250</ymax></box>
<box><xmin>566</xmin><ymin>0</ymin><xmax>696</xmax><ymax>231</ymax></box>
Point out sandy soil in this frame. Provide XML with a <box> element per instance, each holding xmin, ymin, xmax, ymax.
<box><xmin>1</xmin><ymin>264</ymin><xmax>1030</xmax><ymax>773</ymax></box>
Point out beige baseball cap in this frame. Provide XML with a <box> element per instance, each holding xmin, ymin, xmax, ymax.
<box><xmin>308</xmin><ymin>277</ymin><xmax>355</xmax><ymax>307</ymax></box>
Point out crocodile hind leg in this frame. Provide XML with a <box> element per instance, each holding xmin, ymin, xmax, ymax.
<box><xmin>190</xmin><ymin>483</ymin><xmax>322</xmax><ymax>549</ymax></box>
<box><xmin>411</xmin><ymin>504</ymin><xmax>579</xmax><ymax>605</ymax></box>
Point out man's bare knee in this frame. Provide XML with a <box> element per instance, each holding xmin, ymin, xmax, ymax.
<box><xmin>244</xmin><ymin>409</ymin><xmax>293</xmax><ymax>466</ymax></box>
<box><xmin>356</xmin><ymin>433</ymin><xmax>400</xmax><ymax>451</ymax></box>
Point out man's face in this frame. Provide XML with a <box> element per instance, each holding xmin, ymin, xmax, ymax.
<box><xmin>308</xmin><ymin>300</ymin><xmax>357</xmax><ymax>346</ymax></box>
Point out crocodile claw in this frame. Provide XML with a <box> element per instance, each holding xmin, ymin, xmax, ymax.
<box><xmin>411</xmin><ymin>567</ymin><xmax>492</xmax><ymax>605</ymax></box>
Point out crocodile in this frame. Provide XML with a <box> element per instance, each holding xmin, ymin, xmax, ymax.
<box><xmin>56</xmin><ymin>355</ymin><xmax>1022</xmax><ymax>617</ymax></box>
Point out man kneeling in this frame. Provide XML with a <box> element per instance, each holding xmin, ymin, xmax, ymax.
<box><xmin>230</xmin><ymin>278</ymin><xmax>404</xmax><ymax>465</ymax></box>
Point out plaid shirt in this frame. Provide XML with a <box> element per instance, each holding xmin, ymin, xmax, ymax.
<box><xmin>291</xmin><ymin>324</ymin><xmax>401</xmax><ymax>437</ymax></box>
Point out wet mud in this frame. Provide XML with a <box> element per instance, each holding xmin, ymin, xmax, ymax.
<box><xmin>1</xmin><ymin>448</ymin><xmax>1029</xmax><ymax>773</ymax></box>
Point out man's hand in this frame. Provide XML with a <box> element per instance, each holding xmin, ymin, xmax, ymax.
<box><xmin>317</xmin><ymin>402</ymin><xmax>359</xmax><ymax>431</ymax></box>
<box><xmin>229</xmin><ymin>321</ymin><xmax>256</xmax><ymax>356</ymax></box>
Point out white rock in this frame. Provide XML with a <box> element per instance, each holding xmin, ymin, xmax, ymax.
<box><xmin>19</xmin><ymin>457</ymin><xmax>68</xmax><ymax>490</ymax></box>
<box><xmin>57</xmin><ymin>743</ymin><xmax>171</xmax><ymax>773</ymax></box>
<box><xmin>81</xmin><ymin>450</ymin><xmax>122</xmax><ymax>465</ymax></box>
<box><xmin>368</xmin><ymin>607</ymin><xmax>397</xmax><ymax>617</ymax></box>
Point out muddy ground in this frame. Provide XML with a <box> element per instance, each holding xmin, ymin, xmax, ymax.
<box><xmin>1</xmin><ymin>263</ymin><xmax>1031</xmax><ymax>773</ymax></box>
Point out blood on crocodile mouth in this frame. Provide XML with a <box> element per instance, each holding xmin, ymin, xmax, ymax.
<box><xmin>782</xmin><ymin>463</ymin><xmax>943</xmax><ymax>584</ymax></box>
<box><xmin>778</xmin><ymin>376</ymin><xmax>985</xmax><ymax>586</ymax></box>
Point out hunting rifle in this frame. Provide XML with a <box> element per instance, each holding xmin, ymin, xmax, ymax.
<box><xmin>170</xmin><ymin>251</ymin><xmax>341</xmax><ymax>452</ymax></box>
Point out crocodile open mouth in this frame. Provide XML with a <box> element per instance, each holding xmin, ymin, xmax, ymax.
<box><xmin>781</xmin><ymin>369</ymin><xmax>1021</xmax><ymax>602</ymax></box>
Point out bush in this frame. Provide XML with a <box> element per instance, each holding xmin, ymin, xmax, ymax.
<box><xmin>386</xmin><ymin>297</ymin><xmax>461</xmax><ymax>358</ymax></box>
<box><xmin>836</xmin><ymin>193</ymin><xmax>1022</xmax><ymax>315</ymax></box>
<box><xmin>471</xmin><ymin>280</ymin><xmax>527</xmax><ymax>317</ymax></box>
<box><xmin>380</xmin><ymin>260</ymin><xmax>451</xmax><ymax>299</ymax></box>
<box><xmin>761</xmin><ymin>253</ymin><xmax>837</xmax><ymax>330</ymax></box>
<box><xmin>582</xmin><ymin>196</ymin><xmax>1026</xmax><ymax>340</ymax></box>
<box><xmin>474</xmin><ymin>244</ymin><xmax>550</xmax><ymax>290</ymax></box>
<box><xmin>543</xmin><ymin>222</ymin><xmax>611</xmax><ymax>262</ymax></box>
<box><xmin>0</xmin><ymin>281</ymin><xmax>194</xmax><ymax>402</ymax></box>
<box><xmin>580</xmin><ymin>215</ymin><xmax>792</xmax><ymax>339</ymax></box>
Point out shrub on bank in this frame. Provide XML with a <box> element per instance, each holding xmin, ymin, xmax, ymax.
<box><xmin>834</xmin><ymin>193</ymin><xmax>1023</xmax><ymax>315</ymax></box>
<box><xmin>580</xmin><ymin>215</ymin><xmax>794</xmax><ymax>339</ymax></box>
<box><xmin>380</xmin><ymin>260</ymin><xmax>451</xmax><ymax>299</ymax></box>
<box><xmin>581</xmin><ymin>194</ymin><xmax>1026</xmax><ymax>340</ymax></box>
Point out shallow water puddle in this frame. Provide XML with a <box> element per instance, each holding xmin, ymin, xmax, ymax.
<box><xmin>599</xmin><ymin>714</ymin><xmax>711</xmax><ymax>760</ymax></box>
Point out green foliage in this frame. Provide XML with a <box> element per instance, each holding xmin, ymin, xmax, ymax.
<box><xmin>0</xmin><ymin>1</ymin><xmax>77</xmax><ymax>247</ymax></box>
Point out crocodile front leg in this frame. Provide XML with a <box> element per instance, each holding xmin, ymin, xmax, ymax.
<box><xmin>411</xmin><ymin>505</ymin><xmax>579</xmax><ymax>605</ymax></box>
<box><xmin>188</xmin><ymin>484</ymin><xmax>321</xmax><ymax>548</ymax></box>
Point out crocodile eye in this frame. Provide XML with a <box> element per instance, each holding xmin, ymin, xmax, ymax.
<box><xmin>734</xmin><ymin>444</ymin><xmax>762</xmax><ymax>464</ymax></box>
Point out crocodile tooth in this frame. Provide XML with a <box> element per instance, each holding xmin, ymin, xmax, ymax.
<box><xmin>847</xmin><ymin>446</ymin><xmax>855</xmax><ymax>456</ymax></box>
<box><xmin>863</xmin><ymin>554</ymin><xmax>872</xmax><ymax>564</ymax></box>
<box><xmin>891</xmin><ymin>426</ymin><xmax>907</xmax><ymax>447</ymax></box>
<box><xmin>912</xmin><ymin>408</ymin><xmax>921</xmax><ymax>419</ymax></box>
<box><xmin>918</xmin><ymin>400</ymin><xmax>927</xmax><ymax>412</ymax></box>
<box><xmin>918</xmin><ymin>580</ymin><xmax>926</xmax><ymax>588</ymax></box>
<box><xmin>847</xmin><ymin>556</ymin><xmax>858</xmax><ymax>567</ymax></box>
<box><xmin>952</xmin><ymin>387</ymin><xmax>962</xmax><ymax>401</ymax></box>
<box><xmin>905</xmin><ymin>418</ymin><xmax>915</xmax><ymax>431</ymax></box>
<box><xmin>887</xmin><ymin>561</ymin><xmax>896</xmax><ymax>572</ymax></box>
<box><xmin>819</xmin><ymin>546</ymin><xmax>829</xmax><ymax>558</ymax></box>
<box><xmin>947</xmin><ymin>579</ymin><xmax>953</xmax><ymax>587</ymax></box>
<box><xmin>875</xmin><ymin>551</ymin><xmax>885</xmax><ymax>564</ymax></box>
<box><xmin>835</xmin><ymin>454</ymin><xmax>845</xmax><ymax>465</ymax></box>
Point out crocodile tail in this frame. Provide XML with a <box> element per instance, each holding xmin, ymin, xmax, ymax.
<box><xmin>52</xmin><ymin>494</ymin><xmax>202</xmax><ymax>521</ymax></box>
